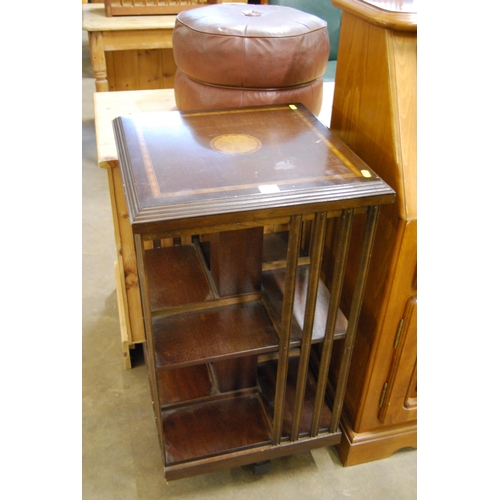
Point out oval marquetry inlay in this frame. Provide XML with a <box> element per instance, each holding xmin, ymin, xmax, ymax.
<box><xmin>210</xmin><ymin>134</ymin><xmax>262</xmax><ymax>155</ymax></box>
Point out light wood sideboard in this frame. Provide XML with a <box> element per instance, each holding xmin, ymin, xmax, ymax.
<box><xmin>327</xmin><ymin>0</ymin><xmax>417</xmax><ymax>465</ymax></box>
<box><xmin>94</xmin><ymin>89</ymin><xmax>178</xmax><ymax>367</ymax></box>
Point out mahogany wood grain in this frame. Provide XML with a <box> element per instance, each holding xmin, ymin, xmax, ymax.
<box><xmin>113</xmin><ymin>104</ymin><xmax>394</xmax><ymax>236</ymax></box>
<box><xmin>162</xmin><ymin>393</ymin><xmax>272</xmax><ymax>465</ymax></box>
<box><xmin>329</xmin><ymin>205</ymin><xmax>380</xmax><ymax>435</ymax></box>
<box><xmin>162</xmin><ymin>431</ymin><xmax>342</xmax><ymax>480</ymax></box>
<box><xmin>208</xmin><ymin>227</ymin><xmax>263</xmax><ymax>297</ymax></box>
<box><xmin>259</xmin><ymin>357</ymin><xmax>332</xmax><ymax>438</ymax></box>
<box><xmin>144</xmin><ymin>244</ymin><xmax>215</xmax><ymax>311</ymax></box>
<box><xmin>262</xmin><ymin>230</ymin><xmax>309</xmax><ymax>269</ymax></box>
<box><xmin>153</xmin><ymin>300</ymin><xmax>280</xmax><ymax>369</ymax></box>
<box><xmin>158</xmin><ymin>364</ymin><xmax>215</xmax><ymax>406</ymax></box>
<box><xmin>261</xmin><ymin>266</ymin><xmax>348</xmax><ymax>345</ymax></box>
<box><xmin>211</xmin><ymin>356</ymin><xmax>259</xmax><ymax>393</ymax></box>
<box><xmin>271</xmin><ymin>215</ymin><xmax>302</xmax><ymax>445</ymax></box>
<box><xmin>114</xmin><ymin>103</ymin><xmax>395</xmax><ymax>479</ymax></box>
<box><xmin>134</xmin><ymin>233</ymin><xmax>167</xmax><ymax>454</ymax></box>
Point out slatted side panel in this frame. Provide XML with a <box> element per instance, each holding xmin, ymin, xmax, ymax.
<box><xmin>105</xmin><ymin>0</ymin><xmax>225</xmax><ymax>17</ymax></box>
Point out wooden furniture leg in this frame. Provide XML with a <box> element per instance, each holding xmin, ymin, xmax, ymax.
<box><xmin>88</xmin><ymin>31</ymin><xmax>109</xmax><ymax>92</ymax></box>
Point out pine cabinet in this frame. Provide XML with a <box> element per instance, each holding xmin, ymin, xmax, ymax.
<box><xmin>329</xmin><ymin>0</ymin><xmax>417</xmax><ymax>465</ymax></box>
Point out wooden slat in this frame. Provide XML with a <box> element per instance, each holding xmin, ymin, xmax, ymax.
<box><xmin>83</xmin><ymin>4</ymin><xmax>177</xmax><ymax>31</ymax></box>
<box><xmin>102</xmin><ymin>30</ymin><xmax>173</xmax><ymax>51</ymax></box>
<box><xmin>104</xmin><ymin>1</ymin><xmax>252</xmax><ymax>18</ymax></box>
<box><xmin>290</xmin><ymin>211</ymin><xmax>327</xmax><ymax>441</ymax></box>
<box><xmin>261</xmin><ymin>267</ymin><xmax>348</xmax><ymax>346</ymax></box>
<box><xmin>114</xmin><ymin>260</ymin><xmax>132</xmax><ymax>369</ymax></box>
<box><xmin>259</xmin><ymin>356</ymin><xmax>332</xmax><ymax>439</ymax></box>
<box><xmin>329</xmin><ymin>205</ymin><xmax>381</xmax><ymax>433</ymax></box>
<box><xmin>311</xmin><ymin>208</ymin><xmax>354</xmax><ymax>436</ymax></box>
<box><xmin>109</xmin><ymin>163</ymin><xmax>146</xmax><ymax>344</ymax></box>
<box><xmin>134</xmin><ymin>233</ymin><xmax>166</xmax><ymax>455</ymax></box>
<box><xmin>272</xmin><ymin>215</ymin><xmax>302</xmax><ymax>445</ymax></box>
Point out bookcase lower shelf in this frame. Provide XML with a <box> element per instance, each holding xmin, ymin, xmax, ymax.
<box><xmin>140</xmin><ymin>226</ymin><xmax>366</xmax><ymax>480</ymax></box>
<box><xmin>156</xmin><ymin>352</ymin><xmax>338</xmax><ymax>467</ymax></box>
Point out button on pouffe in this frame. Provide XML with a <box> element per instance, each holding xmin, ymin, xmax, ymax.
<box><xmin>172</xmin><ymin>4</ymin><xmax>330</xmax><ymax>114</ymax></box>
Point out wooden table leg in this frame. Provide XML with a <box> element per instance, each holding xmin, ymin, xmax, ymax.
<box><xmin>88</xmin><ymin>31</ymin><xmax>109</xmax><ymax>92</ymax></box>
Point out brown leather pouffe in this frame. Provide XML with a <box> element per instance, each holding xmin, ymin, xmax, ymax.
<box><xmin>172</xmin><ymin>4</ymin><xmax>330</xmax><ymax>114</ymax></box>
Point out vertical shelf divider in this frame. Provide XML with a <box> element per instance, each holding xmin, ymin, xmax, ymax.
<box><xmin>290</xmin><ymin>211</ymin><xmax>328</xmax><ymax>441</ymax></box>
<box><xmin>330</xmin><ymin>205</ymin><xmax>381</xmax><ymax>433</ymax></box>
<box><xmin>134</xmin><ymin>233</ymin><xmax>166</xmax><ymax>453</ymax></box>
<box><xmin>311</xmin><ymin>208</ymin><xmax>354</xmax><ymax>437</ymax></box>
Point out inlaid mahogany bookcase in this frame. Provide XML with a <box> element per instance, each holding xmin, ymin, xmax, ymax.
<box><xmin>112</xmin><ymin>103</ymin><xmax>394</xmax><ymax>479</ymax></box>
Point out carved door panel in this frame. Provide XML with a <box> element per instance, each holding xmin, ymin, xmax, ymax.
<box><xmin>378</xmin><ymin>296</ymin><xmax>417</xmax><ymax>425</ymax></box>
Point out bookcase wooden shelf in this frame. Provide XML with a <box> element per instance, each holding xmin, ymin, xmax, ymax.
<box><xmin>113</xmin><ymin>103</ymin><xmax>395</xmax><ymax>480</ymax></box>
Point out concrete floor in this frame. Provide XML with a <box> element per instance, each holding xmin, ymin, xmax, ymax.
<box><xmin>82</xmin><ymin>32</ymin><xmax>417</xmax><ymax>500</ymax></box>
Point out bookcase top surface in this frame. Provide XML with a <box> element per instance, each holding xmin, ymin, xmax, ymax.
<box><xmin>113</xmin><ymin>104</ymin><xmax>394</xmax><ymax>230</ymax></box>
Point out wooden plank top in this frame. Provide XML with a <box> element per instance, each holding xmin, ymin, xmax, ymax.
<box><xmin>113</xmin><ymin>103</ymin><xmax>395</xmax><ymax>230</ymax></box>
<box><xmin>82</xmin><ymin>4</ymin><xmax>177</xmax><ymax>31</ymax></box>
<box><xmin>93</xmin><ymin>89</ymin><xmax>177</xmax><ymax>169</ymax></box>
<box><xmin>331</xmin><ymin>0</ymin><xmax>417</xmax><ymax>30</ymax></box>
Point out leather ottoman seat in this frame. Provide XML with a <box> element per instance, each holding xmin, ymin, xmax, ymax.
<box><xmin>172</xmin><ymin>4</ymin><xmax>330</xmax><ymax>114</ymax></box>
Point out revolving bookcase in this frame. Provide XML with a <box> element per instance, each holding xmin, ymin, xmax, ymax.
<box><xmin>113</xmin><ymin>103</ymin><xmax>394</xmax><ymax>480</ymax></box>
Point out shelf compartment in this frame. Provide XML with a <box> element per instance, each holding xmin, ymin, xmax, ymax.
<box><xmin>211</xmin><ymin>357</ymin><xmax>258</xmax><ymax>393</ymax></box>
<box><xmin>162</xmin><ymin>392</ymin><xmax>272</xmax><ymax>465</ymax></box>
<box><xmin>262</xmin><ymin>231</ymin><xmax>310</xmax><ymax>271</ymax></box>
<box><xmin>144</xmin><ymin>244</ymin><xmax>215</xmax><ymax>312</ymax></box>
<box><xmin>262</xmin><ymin>267</ymin><xmax>348</xmax><ymax>344</ymax></box>
<box><xmin>158</xmin><ymin>357</ymin><xmax>259</xmax><ymax>407</ymax></box>
<box><xmin>158</xmin><ymin>364</ymin><xmax>216</xmax><ymax>406</ymax></box>
<box><xmin>153</xmin><ymin>300</ymin><xmax>280</xmax><ymax>369</ymax></box>
<box><xmin>258</xmin><ymin>356</ymin><xmax>332</xmax><ymax>438</ymax></box>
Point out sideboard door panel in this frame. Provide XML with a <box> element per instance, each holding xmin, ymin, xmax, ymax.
<box><xmin>378</xmin><ymin>296</ymin><xmax>417</xmax><ymax>425</ymax></box>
